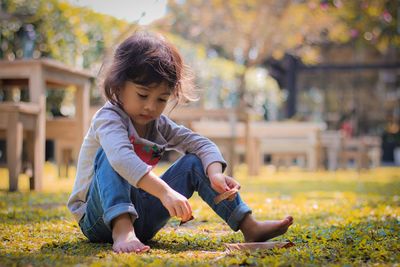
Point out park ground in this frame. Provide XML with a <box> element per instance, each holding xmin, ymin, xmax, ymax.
<box><xmin>0</xmin><ymin>164</ymin><xmax>399</xmax><ymax>266</ymax></box>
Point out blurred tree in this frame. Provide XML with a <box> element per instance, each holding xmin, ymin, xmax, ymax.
<box><xmin>0</xmin><ymin>0</ymin><xmax>128</xmax><ymax>69</ymax></box>
<box><xmin>328</xmin><ymin>0</ymin><xmax>399</xmax><ymax>57</ymax></box>
<box><xmin>161</xmin><ymin>0</ymin><xmax>398</xmax><ymax>108</ymax></box>
<box><xmin>160</xmin><ymin>32</ymin><xmax>244</xmax><ymax>109</ymax></box>
<box><xmin>162</xmin><ymin>0</ymin><xmax>339</xmax><ymax>108</ymax></box>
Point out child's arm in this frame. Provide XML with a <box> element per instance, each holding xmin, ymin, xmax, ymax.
<box><xmin>159</xmin><ymin>115</ymin><xmax>239</xmax><ymax>194</ymax></box>
<box><xmin>93</xmin><ymin>109</ymin><xmax>154</xmax><ymax>188</ymax></box>
<box><xmin>159</xmin><ymin>115</ymin><xmax>227</xmax><ymax>177</ymax></box>
<box><xmin>93</xmin><ymin>108</ymin><xmax>192</xmax><ymax>221</ymax></box>
<box><xmin>137</xmin><ymin>171</ymin><xmax>192</xmax><ymax>222</ymax></box>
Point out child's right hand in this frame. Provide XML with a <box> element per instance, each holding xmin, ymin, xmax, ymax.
<box><xmin>160</xmin><ymin>189</ymin><xmax>193</xmax><ymax>222</ymax></box>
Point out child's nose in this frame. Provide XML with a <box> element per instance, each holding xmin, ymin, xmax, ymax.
<box><xmin>144</xmin><ymin>101</ymin><xmax>156</xmax><ymax>112</ymax></box>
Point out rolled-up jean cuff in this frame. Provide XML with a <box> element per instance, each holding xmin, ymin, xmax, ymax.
<box><xmin>227</xmin><ymin>203</ymin><xmax>252</xmax><ymax>231</ymax></box>
<box><xmin>103</xmin><ymin>203</ymin><xmax>138</xmax><ymax>230</ymax></box>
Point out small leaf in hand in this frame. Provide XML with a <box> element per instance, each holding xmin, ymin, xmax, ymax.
<box><xmin>179</xmin><ymin>215</ymin><xmax>194</xmax><ymax>226</ymax></box>
<box><xmin>214</xmin><ymin>186</ymin><xmax>240</xmax><ymax>204</ymax></box>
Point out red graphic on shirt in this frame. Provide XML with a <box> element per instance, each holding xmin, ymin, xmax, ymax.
<box><xmin>129</xmin><ymin>136</ymin><xmax>163</xmax><ymax>166</ymax></box>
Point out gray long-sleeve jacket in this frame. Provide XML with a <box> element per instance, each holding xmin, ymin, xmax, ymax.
<box><xmin>67</xmin><ymin>101</ymin><xmax>226</xmax><ymax>222</ymax></box>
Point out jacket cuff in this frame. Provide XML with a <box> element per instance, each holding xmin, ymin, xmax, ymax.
<box><xmin>129</xmin><ymin>164</ymin><xmax>153</xmax><ymax>187</ymax></box>
<box><xmin>202</xmin><ymin>156</ymin><xmax>227</xmax><ymax>175</ymax></box>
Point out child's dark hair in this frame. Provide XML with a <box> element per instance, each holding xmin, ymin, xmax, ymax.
<box><xmin>102</xmin><ymin>31</ymin><xmax>195</xmax><ymax>106</ymax></box>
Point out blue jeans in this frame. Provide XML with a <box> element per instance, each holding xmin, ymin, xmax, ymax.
<box><xmin>79</xmin><ymin>148</ymin><xmax>252</xmax><ymax>243</ymax></box>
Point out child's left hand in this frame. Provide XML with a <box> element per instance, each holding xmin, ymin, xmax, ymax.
<box><xmin>209</xmin><ymin>173</ymin><xmax>241</xmax><ymax>194</ymax></box>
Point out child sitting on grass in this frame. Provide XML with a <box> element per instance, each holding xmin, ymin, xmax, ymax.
<box><xmin>67</xmin><ymin>31</ymin><xmax>293</xmax><ymax>253</ymax></box>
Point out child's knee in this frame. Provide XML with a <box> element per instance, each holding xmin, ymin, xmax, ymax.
<box><xmin>94</xmin><ymin>147</ymin><xmax>118</xmax><ymax>174</ymax></box>
<box><xmin>182</xmin><ymin>153</ymin><xmax>203</xmax><ymax>171</ymax></box>
<box><xmin>94</xmin><ymin>147</ymin><xmax>108</xmax><ymax>168</ymax></box>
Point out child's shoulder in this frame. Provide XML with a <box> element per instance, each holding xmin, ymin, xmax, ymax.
<box><xmin>90</xmin><ymin>102</ymin><xmax>131</xmax><ymax>130</ymax></box>
<box><xmin>93</xmin><ymin>101</ymin><xmax>128</xmax><ymax>121</ymax></box>
<box><xmin>157</xmin><ymin>114</ymin><xmax>185</xmax><ymax>133</ymax></box>
<box><xmin>157</xmin><ymin>114</ymin><xmax>178</xmax><ymax>126</ymax></box>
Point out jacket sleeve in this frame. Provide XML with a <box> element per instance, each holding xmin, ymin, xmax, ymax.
<box><xmin>159</xmin><ymin>115</ymin><xmax>227</xmax><ymax>174</ymax></box>
<box><xmin>93</xmin><ymin>110</ymin><xmax>152</xmax><ymax>187</ymax></box>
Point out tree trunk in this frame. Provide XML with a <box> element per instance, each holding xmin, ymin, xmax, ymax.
<box><xmin>235</xmin><ymin>69</ymin><xmax>257</xmax><ymax>176</ymax></box>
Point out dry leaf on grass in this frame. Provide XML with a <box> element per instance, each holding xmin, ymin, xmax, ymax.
<box><xmin>224</xmin><ymin>241</ymin><xmax>295</xmax><ymax>252</ymax></box>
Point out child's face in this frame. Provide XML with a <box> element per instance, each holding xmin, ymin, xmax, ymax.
<box><xmin>120</xmin><ymin>81</ymin><xmax>171</xmax><ymax>126</ymax></box>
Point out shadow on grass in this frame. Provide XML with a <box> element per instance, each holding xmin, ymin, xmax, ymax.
<box><xmin>0</xmin><ymin>240</ymin><xmax>110</xmax><ymax>267</ymax></box>
<box><xmin>0</xmin><ymin>191</ymin><xmax>71</xmax><ymax>224</ymax></box>
<box><xmin>40</xmin><ymin>239</ymin><xmax>111</xmax><ymax>255</ymax></box>
<box><xmin>147</xmin><ymin>239</ymin><xmax>223</xmax><ymax>252</ymax></box>
<box><xmin>40</xmin><ymin>237</ymin><xmax>222</xmax><ymax>256</ymax></box>
<box><xmin>0</xmin><ymin>207</ymin><xmax>68</xmax><ymax>223</ymax></box>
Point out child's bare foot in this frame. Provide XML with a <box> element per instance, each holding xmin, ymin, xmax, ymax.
<box><xmin>240</xmin><ymin>214</ymin><xmax>294</xmax><ymax>242</ymax></box>
<box><xmin>111</xmin><ymin>213</ymin><xmax>150</xmax><ymax>253</ymax></box>
<box><xmin>112</xmin><ymin>230</ymin><xmax>150</xmax><ymax>253</ymax></box>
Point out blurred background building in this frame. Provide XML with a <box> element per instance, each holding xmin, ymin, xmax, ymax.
<box><xmin>0</xmin><ymin>0</ymin><xmax>399</xmax><ymax>167</ymax></box>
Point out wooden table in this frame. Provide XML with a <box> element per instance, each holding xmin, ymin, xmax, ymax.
<box><xmin>0</xmin><ymin>59</ymin><xmax>93</xmax><ymax>190</ymax></box>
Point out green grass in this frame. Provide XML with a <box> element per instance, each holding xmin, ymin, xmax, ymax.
<box><xmin>0</xmin><ymin>164</ymin><xmax>399</xmax><ymax>266</ymax></box>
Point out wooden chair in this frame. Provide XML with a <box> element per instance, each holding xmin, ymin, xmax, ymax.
<box><xmin>0</xmin><ymin>102</ymin><xmax>41</xmax><ymax>191</ymax></box>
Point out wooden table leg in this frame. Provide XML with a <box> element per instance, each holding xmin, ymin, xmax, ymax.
<box><xmin>7</xmin><ymin>112</ymin><xmax>23</xmax><ymax>191</ymax></box>
<box><xmin>26</xmin><ymin>131</ymin><xmax>35</xmax><ymax>190</ymax></box>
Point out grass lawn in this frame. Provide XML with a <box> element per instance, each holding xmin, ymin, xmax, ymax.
<box><xmin>0</xmin><ymin>164</ymin><xmax>399</xmax><ymax>266</ymax></box>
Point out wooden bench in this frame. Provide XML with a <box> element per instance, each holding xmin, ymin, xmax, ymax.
<box><xmin>341</xmin><ymin>136</ymin><xmax>381</xmax><ymax>169</ymax></box>
<box><xmin>363</xmin><ymin>136</ymin><xmax>381</xmax><ymax>168</ymax></box>
<box><xmin>167</xmin><ymin>107</ymin><xmax>239</xmax><ymax>176</ymax></box>
<box><xmin>251</xmin><ymin>122</ymin><xmax>325</xmax><ymax>171</ymax></box>
<box><xmin>190</xmin><ymin>121</ymin><xmax>326</xmax><ymax>174</ymax></box>
<box><xmin>320</xmin><ymin>130</ymin><xmax>344</xmax><ymax>170</ymax></box>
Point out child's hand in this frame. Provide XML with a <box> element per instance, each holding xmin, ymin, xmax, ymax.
<box><xmin>160</xmin><ymin>189</ymin><xmax>193</xmax><ymax>222</ymax></box>
<box><xmin>209</xmin><ymin>173</ymin><xmax>241</xmax><ymax>194</ymax></box>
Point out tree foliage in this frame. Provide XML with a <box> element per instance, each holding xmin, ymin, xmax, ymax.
<box><xmin>164</xmin><ymin>0</ymin><xmax>398</xmax><ymax>65</ymax></box>
<box><xmin>329</xmin><ymin>0</ymin><xmax>398</xmax><ymax>55</ymax></box>
<box><xmin>164</xmin><ymin>0</ymin><xmax>337</xmax><ymax>66</ymax></box>
<box><xmin>160</xmin><ymin>0</ymin><xmax>398</xmax><ymax>112</ymax></box>
<box><xmin>0</xmin><ymin>0</ymin><xmax>128</xmax><ymax>69</ymax></box>
<box><xmin>160</xmin><ymin>0</ymin><xmax>342</xmax><ymax>108</ymax></box>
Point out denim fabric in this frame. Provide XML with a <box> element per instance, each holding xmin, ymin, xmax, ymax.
<box><xmin>79</xmin><ymin>148</ymin><xmax>252</xmax><ymax>243</ymax></box>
